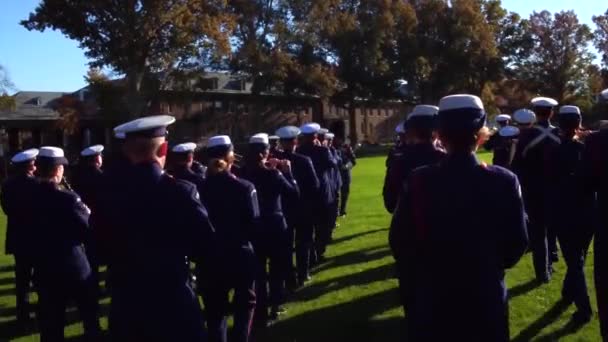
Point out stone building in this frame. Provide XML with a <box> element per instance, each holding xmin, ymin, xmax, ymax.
<box><xmin>0</xmin><ymin>73</ymin><xmax>410</xmax><ymax>163</ymax></box>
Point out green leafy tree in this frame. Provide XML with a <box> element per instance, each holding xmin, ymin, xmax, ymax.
<box><xmin>393</xmin><ymin>0</ymin><xmax>503</xmax><ymax>105</ymax></box>
<box><xmin>22</xmin><ymin>0</ymin><xmax>235</xmax><ymax>118</ymax></box>
<box><xmin>514</xmin><ymin>10</ymin><xmax>594</xmax><ymax>104</ymax></box>
<box><xmin>593</xmin><ymin>9</ymin><xmax>608</xmax><ymax>68</ymax></box>
<box><xmin>297</xmin><ymin>0</ymin><xmax>410</xmax><ymax>143</ymax></box>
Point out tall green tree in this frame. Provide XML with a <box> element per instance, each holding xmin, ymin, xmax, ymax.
<box><xmin>393</xmin><ymin>0</ymin><xmax>503</xmax><ymax>105</ymax></box>
<box><xmin>514</xmin><ymin>10</ymin><xmax>594</xmax><ymax>104</ymax></box>
<box><xmin>296</xmin><ymin>0</ymin><xmax>411</xmax><ymax>143</ymax></box>
<box><xmin>593</xmin><ymin>9</ymin><xmax>608</xmax><ymax>68</ymax></box>
<box><xmin>22</xmin><ymin>0</ymin><xmax>235</xmax><ymax>118</ymax></box>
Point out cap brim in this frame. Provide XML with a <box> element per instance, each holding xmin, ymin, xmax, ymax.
<box><xmin>37</xmin><ymin>157</ymin><xmax>69</xmax><ymax>166</ymax></box>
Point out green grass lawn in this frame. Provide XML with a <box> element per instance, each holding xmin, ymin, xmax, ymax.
<box><xmin>0</xmin><ymin>152</ymin><xmax>602</xmax><ymax>341</ymax></box>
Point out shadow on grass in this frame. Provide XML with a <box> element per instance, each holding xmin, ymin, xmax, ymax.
<box><xmin>511</xmin><ymin>299</ymin><xmax>571</xmax><ymax>342</ymax></box>
<box><xmin>508</xmin><ymin>279</ymin><xmax>540</xmax><ymax>299</ymax></box>
<box><xmin>296</xmin><ymin>262</ymin><xmax>395</xmax><ymax>302</ymax></box>
<box><xmin>315</xmin><ymin>246</ymin><xmax>392</xmax><ymax>273</ymax></box>
<box><xmin>330</xmin><ymin>227</ymin><xmax>389</xmax><ymax>245</ymax></box>
<box><xmin>534</xmin><ymin>318</ymin><xmax>588</xmax><ymax>342</ymax></box>
<box><xmin>0</xmin><ymin>276</ymin><xmax>15</xmax><ymax>286</ymax></box>
<box><xmin>0</xmin><ymin>264</ymin><xmax>15</xmax><ymax>273</ymax></box>
<box><xmin>0</xmin><ymin>296</ymin><xmax>110</xmax><ymax>341</ymax></box>
<box><xmin>258</xmin><ymin>287</ymin><xmax>403</xmax><ymax>342</ymax></box>
<box><xmin>0</xmin><ymin>286</ymin><xmax>16</xmax><ymax>297</ymax></box>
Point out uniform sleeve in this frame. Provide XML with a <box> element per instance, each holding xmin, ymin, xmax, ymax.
<box><xmin>499</xmin><ymin>176</ymin><xmax>529</xmax><ymax>269</ymax></box>
<box><xmin>244</xmin><ymin>184</ymin><xmax>261</xmax><ymax>239</ymax></box>
<box><xmin>383</xmin><ymin>160</ymin><xmax>405</xmax><ymax>213</ymax></box>
<box><xmin>323</xmin><ymin>147</ymin><xmax>337</xmax><ymax>169</ymax></box>
<box><xmin>66</xmin><ymin>194</ymin><xmax>91</xmax><ymax>242</ymax></box>
<box><xmin>306</xmin><ymin>157</ymin><xmax>320</xmax><ymax>192</ymax></box>
<box><xmin>511</xmin><ymin>133</ymin><xmax>531</xmax><ymax>183</ymax></box>
<box><xmin>389</xmin><ymin>175</ymin><xmax>415</xmax><ymax>265</ymax></box>
<box><xmin>0</xmin><ymin>180</ymin><xmax>16</xmax><ymax>217</ymax></box>
<box><xmin>1</xmin><ymin>181</ymin><xmax>14</xmax><ymax>254</ymax></box>
<box><xmin>180</xmin><ymin>185</ymin><xmax>217</xmax><ymax>261</ymax></box>
<box><xmin>276</xmin><ymin>170</ymin><xmax>300</xmax><ymax>201</ymax></box>
<box><xmin>579</xmin><ymin>135</ymin><xmax>600</xmax><ymax>194</ymax></box>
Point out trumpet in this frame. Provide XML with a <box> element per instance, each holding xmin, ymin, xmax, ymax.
<box><xmin>233</xmin><ymin>153</ymin><xmax>244</xmax><ymax>167</ymax></box>
<box><xmin>61</xmin><ymin>176</ymin><xmax>74</xmax><ymax>191</ymax></box>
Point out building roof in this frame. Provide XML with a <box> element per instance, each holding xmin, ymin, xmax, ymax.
<box><xmin>161</xmin><ymin>72</ymin><xmax>254</xmax><ymax>94</ymax></box>
<box><xmin>0</xmin><ymin>91</ymin><xmax>66</xmax><ymax>121</ymax></box>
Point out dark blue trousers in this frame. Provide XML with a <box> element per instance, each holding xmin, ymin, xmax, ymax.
<box><xmin>13</xmin><ymin>254</ymin><xmax>33</xmax><ymax>321</ymax></box>
<box><xmin>339</xmin><ymin>171</ymin><xmax>351</xmax><ymax>215</ymax></box>
<box><xmin>36</xmin><ymin>274</ymin><xmax>100</xmax><ymax>342</ymax></box>
<box><xmin>254</xmin><ymin>228</ymin><xmax>290</xmax><ymax>322</ymax></box>
<box><xmin>525</xmin><ymin>199</ymin><xmax>551</xmax><ymax>281</ymax></box>
<box><xmin>200</xmin><ymin>253</ymin><xmax>257</xmax><ymax>342</ymax></box>
<box><xmin>295</xmin><ymin>218</ymin><xmax>314</xmax><ymax>281</ymax></box>
<box><xmin>558</xmin><ymin>231</ymin><xmax>592</xmax><ymax>315</ymax></box>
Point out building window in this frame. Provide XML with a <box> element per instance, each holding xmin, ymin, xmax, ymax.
<box><xmin>161</xmin><ymin>102</ymin><xmax>172</xmax><ymax>114</ymax></box>
<box><xmin>361</xmin><ymin>122</ymin><xmax>366</xmax><ymax>134</ymax></box>
<box><xmin>215</xmin><ymin>101</ymin><xmax>222</xmax><ymax>109</ymax></box>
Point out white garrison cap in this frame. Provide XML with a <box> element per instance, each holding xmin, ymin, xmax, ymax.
<box><xmin>172</xmin><ymin>142</ymin><xmax>197</xmax><ymax>153</ymax></box>
<box><xmin>601</xmin><ymin>89</ymin><xmax>608</xmax><ymax>100</ymax></box>
<box><xmin>318</xmin><ymin>128</ymin><xmax>329</xmax><ymax>135</ymax></box>
<box><xmin>531</xmin><ymin>97</ymin><xmax>558</xmax><ymax>107</ymax></box>
<box><xmin>38</xmin><ymin>146</ymin><xmax>69</xmax><ymax>165</ymax></box>
<box><xmin>300</xmin><ymin>123</ymin><xmax>321</xmax><ymax>134</ymax></box>
<box><xmin>559</xmin><ymin>105</ymin><xmax>581</xmax><ymax>115</ymax></box>
<box><xmin>249</xmin><ymin>133</ymin><xmax>269</xmax><ymax>145</ymax></box>
<box><xmin>439</xmin><ymin>94</ymin><xmax>484</xmax><ymax>111</ymax></box>
<box><xmin>113</xmin><ymin>115</ymin><xmax>175</xmax><ymax>138</ymax></box>
<box><xmin>326</xmin><ymin>133</ymin><xmax>335</xmax><ymax>139</ymax></box>
<box><xmin>496</xmin><ymin>114</ymin><xmax>511</xmax><ymax>123</ymax></box>
<box><xmin>208</xmin><ymin>135</ymin><xmax>232</xmax><ymax>148</ymax></box>
<box><xmin>395</xmin><ymin>121</ymin><xmax>406</xmax><ymax>134</ymax></box>
<box><xmin>408</xmin><ymin>105</ymin><xmax>439</xmax><ymax>119</ymax></box>
<box><xmin>81</xmin><ymin>145</ymin><xmax>104</xmax><ymax>157</ymax></box>
<box><xmin>276</xmin><ymin>126</ymin><xmax>301</xmax><ymax>139</ymax></box>
<box><xmin>268</xmin><ymin>135</ymin><xmax>279</xmax><ymax>141</ymax></box>
<box><xmin>11</xmin><ymin>149</ymin><xmax>39</xmax><ymax>163</ymax></box>
<box><xmin>513</xmin><ymin>109</ymin><xmax>536</xmax><ymax>124</ymax></box>
<box><xmin>499</xmin><ymin>126</ymin><xmax>520</xmax><ymax>138</ymax></box>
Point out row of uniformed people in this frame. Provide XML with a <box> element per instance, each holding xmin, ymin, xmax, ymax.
<box><xmin>1</xmin><ymin>146</ymin><xmax>102</xmax><ymax>341</ymax></box>
<box><xmin>385</xmin><ymin>91</ymin><xmax>608</xmax><ymax>340</ymax></box>
<box><xmin>1</xmin><ymin>116</ymin><xmax>352</xmax><ymax>341</ymax></box>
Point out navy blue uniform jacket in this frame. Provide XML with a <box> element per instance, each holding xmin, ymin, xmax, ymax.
<box><xmin>97</xmin><ymin>162</ymin><xmax>215</xmax><ymax>339</ymax></box>
<box><xmin>390</xmin><ymin>153</ymin><xmax>528</xmax><ymax>341</ymax></box>
<box><xmin>1</xmin><ymin>174</ymin><xmax>38</xmax><ymax>255</ymax></box>
<box><xmin>383</xmin><ymin>143</ymin><xmax>445</xmax><ymax>213</ymax></box>
<box><xmin>296</xmin><ymin>144</ymin><xmax>336</xmax><ymax>205</ymax></box>
<box><xmin>31</xmin><ymin>181</ymin><xmax>92</xmax><ymax>282</ymax></box>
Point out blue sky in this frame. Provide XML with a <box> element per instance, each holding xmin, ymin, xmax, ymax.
<box><xmin>0</xmin><ymin>0</ymin><xmax>606</xmax><ymax>93</ymax></box>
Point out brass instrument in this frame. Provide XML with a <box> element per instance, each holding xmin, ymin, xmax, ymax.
<box><xmin>61</xmin><ymin>176</ymin><xmax>74</xmax><ymax>192</ymax></box>
<box><xmin>233</xmin><ymin>153</ymin><xmax>244</xmax><ymax>167</ymax></box>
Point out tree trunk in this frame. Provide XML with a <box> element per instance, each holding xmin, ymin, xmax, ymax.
<box><xmin>126</xmin><ymin>70</ymin><xmax>146</xmax><ymax>119</ymax></box>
